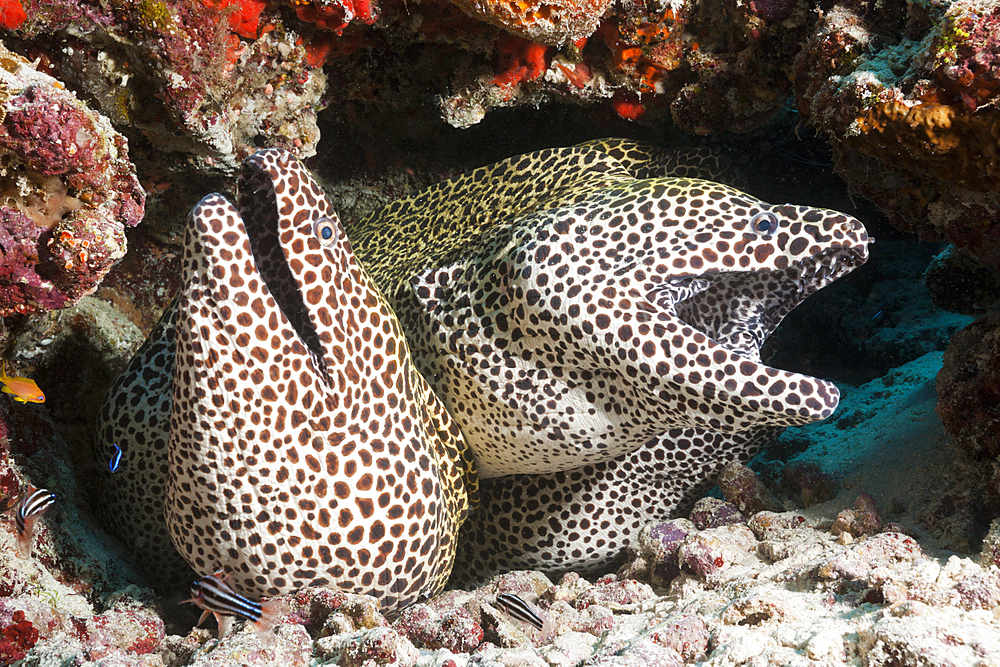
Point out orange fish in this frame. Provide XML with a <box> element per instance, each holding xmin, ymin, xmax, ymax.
<box><xmin>0</xmin><ymin>361</ymin><xmax>44</xmax><ymax>404</ymax></box>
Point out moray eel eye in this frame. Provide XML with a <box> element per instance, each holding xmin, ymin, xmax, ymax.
<box><xmin>750</xmin><ymin>211</ymin><xmax>779</xmax><ymax>235</ymax></box>
<box><xmin>313</xmin><ymin>216</ymin><xmax>339</xmax><ymax>246</ymax></box>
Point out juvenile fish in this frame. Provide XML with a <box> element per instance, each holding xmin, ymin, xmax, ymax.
<box><xmin>182</xmin><ymin>570</ymin><xmax>280</xmax><ymax>638</ymax></box>
<box><xmin>495</xmin><ymin>592</ymin><xmax>545</xmax><ymax>631</ymax></box>
<box><xmin>0</xmin><ymin>362</ymin><xmax>44</xmax><ymax>404</ymax></box>
<box><xmin>13</xmin><ymin>488</ymin><xmax>56</xmax><ymax>557</ymax></box>
<box><xmin>108</xmin><ymin>444</ymin><xmax>123</xmax><ymax>473</ymax></box>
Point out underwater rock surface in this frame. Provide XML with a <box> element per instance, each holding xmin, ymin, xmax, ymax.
<box><xmin>0</xmin><ymin>42</ymin><xmax>144</xmax><ymax>316</ymax></box>
<box><xmin>4</xmin><ymin>351</ymin><xmax>1000</xmax><ymax>665</ymax></box>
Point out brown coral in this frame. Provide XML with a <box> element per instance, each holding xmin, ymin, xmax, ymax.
<box><xmin>850</xmin><ymin>101</ymin><xmax>1000</xmax><ymax>192</ymax></box>
<box><xmin>936</xmin><ymin>309</ymin><xmax>1000</xmax><ymax>459</ymax></box>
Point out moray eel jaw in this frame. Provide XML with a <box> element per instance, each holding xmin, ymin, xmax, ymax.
<box><xmin>668</xmin><ymin>243</ymin><xmax>865</xmax><ymax>362</ymax></box>
<box><xmin>165</xmin><ymin>149</ymin><xmax>462</xmax><ymax>609</ymax></box>
<box><xmin>414</xmin><ymin>181</ymin><xmax>870</xmax><ymax>477</ymax></box>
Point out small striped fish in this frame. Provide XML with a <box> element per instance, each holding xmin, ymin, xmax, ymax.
<box><xmin>13</xmin><ymin>488</ymin><xmax>56</xmax><ymax>558</ymax></box>
<box><xmin>495</xmin><ymin>592</ymin><xmax>545</xmax><ymax>631</ymax></box>
<box><xmin>182</xmin><ymin>570</ymin><xmax>279</xmax><ymax>638</ymax></box>
<box><xmin>108</xmin><ymin>444</ymin><xmax>123</xmax><ymax>473</ymax></box>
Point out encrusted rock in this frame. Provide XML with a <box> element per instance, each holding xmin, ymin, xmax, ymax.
<box><xmin>688</xmin><ymin>497</ymin><xmax>746</xmax><ymax>530</ymax></box>
<box><xmin>447</xmin><ymin>0</ymin><xmax>612</xmax><ymax>45</ymax></box>
<box><xmin>937</xmin><ymin>309</ymin><xmax>1000</xmax><ymax>459</ymax></box>
<box><xmin>574</xmin><ymin>574</ymin><xmax>656</xmax><ymax>611</ymax></box>
<box><xmin>979</xmin><ymin>518</ymin><xmax>1000</xmax><ymax>569</ymax></box>
<box><xmin>924</xmin><ymin>245</ymin><xmax>1000</xmax><ymax>315</ymax></box>
<box><xmin>315</xmin><ymin>625</ymin><xmax>418</xmax><ymax>666</ymax></box>
<box><xmin>782</xmin><ymin>461</ymin><xmax>839</xmax><ymax>508</ymax></box>
<box><xmin>831</xmin><ymin>493</ymin><xmax>883</xmax><ymax>538</ymax></box>
<box><xmin>0</xmin><ymin>42</ymin><xmax>144</xmax><ymax>316</ymax></box>
<box><xmin>286</xmin><ymin>588</ymin><xmax>387</xmax><ymax>639</ymax></box>
<box><xmin>818</xmin><ymin>532</ymin><xmax>924</xmax><ymax>584</ymax></box>
<box><xmin>619</xmin><ymin>519</ymin><xmax>695</xmax><ymax>585</ymax></box>
<box><xmin>747</xmin><ymin>511</ymin><xmax>807</xmax><ymax>540</ymax></box>
<box><xmin>646</xmin><ymin>615</ymin><xmax>708</xmax><ymax>661</ymax></box>
<box><xmin>717</xmin><ymin>463</ymin><xmax>783</xmax><ymax>515</ymax></box>
<box><xmin>677</xmin><ymin>524</ymin><xmax>758</xmax><ymax>580</ymax></box>
<box><xmin>394</xmin><ymin>602</ymin><xmax>483</xmax><ymax>653</ymax></box>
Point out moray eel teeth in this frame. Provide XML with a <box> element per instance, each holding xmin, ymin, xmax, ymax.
<box><xmin>669</xmin><ymin>243</ymin><xmax>867</xmax><ymax>363</ymax></box>
<box><xmin>163</xmin><ymin>149</ymin><xmax>468</xmax><ymax>610</ymax></box>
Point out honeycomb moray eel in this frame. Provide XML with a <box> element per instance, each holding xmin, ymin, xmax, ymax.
<box><xmin>96</xmin><ymin>149</ymin><xmax>475</xmax><ymax>610</ymax></box>
<box><xmin>95</xmin><ymin>139</ymin><xmax>869</xmax><ymax>608</ymax></box>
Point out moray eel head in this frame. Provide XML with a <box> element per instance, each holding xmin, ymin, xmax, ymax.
<box><xmin>414</xmin><ymin>178</ymin><xmax>870</xmax><ymax>477</ymax></box>
<box><xmin>165</xmin><ymin>149</ymin><xmax>467</xmax><ymax>609</ymax></box>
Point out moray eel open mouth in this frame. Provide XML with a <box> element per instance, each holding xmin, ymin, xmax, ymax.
<box><xmin>667</xmin><ymin>244</ymin><xmax>868</xmax><ymax>363</ymax></box>
<box><xmin>236</xmin><ymin>153</ymin><xmax>332</xmax><ymax>383</ymax></box>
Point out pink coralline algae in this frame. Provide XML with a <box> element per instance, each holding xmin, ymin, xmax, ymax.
<box><xmin>11</xmin><ymin>0</ymin><xmax>326</xmax><ymax>176</ymax></box>
<box><xmin>0</xmin><ymin>610</ymin><xmax>38</xmax><ymax>663</ymax></box>
<box><xmin>0</xmin><ymin>45</ymin><xmax>144</xmax><ymax>316</ymax></box>
<box><xmin>392</xmin><ymin>603</ymin><xmax>484</xmax><ymax>653</ymax></box>
<box><xmin>677</xmin><ymin>525</ymin><xmax>758</xmax><ymax>580</ymax></box>
<box><xmin>646</xmin><ymin>615</ymin><xmax>708</xmax><ymax>662</ymax></box>
<box><xmin>285</xmin><ymin>587</ymin><xmax>387</xmax><ymax>637</ymax></box>
<box><xmin>619</xmin><ymin>519</ymin><xmax>694</xmax><ymax>586</ymax></box>
<box><xmin>83</xmin><ymin>606</ymin><xmax>165</xmax><ymax>657</ymax></box>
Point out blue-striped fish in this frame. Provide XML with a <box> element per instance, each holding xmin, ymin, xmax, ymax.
<box><xmin>495</xmin><ymin>592</ymin><xmax>545</xmax><ymax>631</ymax></box>
<box><xmin>108</xmin><ymin>444</ymin><xmax>123</xmax><ymax>473</ymax></box>
<box><xmin>181</xmin><ymin>570</ymin><xmax>280</xmax><ymax>637</ymax></box>
<box><xmin>13</xmin><ymin>488</ymin><xmax>56</xmax><ymax>558</ymax></box>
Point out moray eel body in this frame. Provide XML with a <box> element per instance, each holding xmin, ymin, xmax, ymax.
<box><xmin>347</xmin><ymin>139</ymin><xmax>869</xmax><ymax>581</ymax></box>
<box><xmin>97</xmin><ymin>139</ymin><xmax>868</xmax><ymax>601</ymax></box>
<box><xmin>96</xmin><ymin>150</ymin><xmax>473</xmax><ymax>608</ymax></box>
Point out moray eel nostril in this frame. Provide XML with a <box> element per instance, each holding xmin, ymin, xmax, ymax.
<box><xmin>97</xmin><ymin>139</ymin><xmax>868</xmax><ymax>605</ymax></box>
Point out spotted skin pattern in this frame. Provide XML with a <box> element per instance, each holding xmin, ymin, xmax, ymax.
<box><xmin>346</xmin><ymin>139</ymin><xmax>869</xmax><ymax>582</ymax></box>
<box><xmin>97</xmin><ymin>139</ymin><xmax>868</xmax><ymax>601</ymax></box>
<box><xmin>452</xmin><ymin>426</ymin><xmax>782</xmax><ymax>583</ymax></box>
<box><xmin>348</xmin><ymin>140</ymin><xmax>868</xmax><ymax>477</ymax></box>
<box><xmin>94</xmin><ymin>306</ymin><xmax>184</xmax><ymax>584</ymax></box>
<box><xmin>97</xmin><ymin>150</ymin><xmax>474</xmax><ymax>610</ymax></box>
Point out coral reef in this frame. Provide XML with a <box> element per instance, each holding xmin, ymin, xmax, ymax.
<box><xmin>791</xmin><ymin>0</ymin><xmax>1000</xmax><ymax>277</ymax></box>
<box><xmin>936</xmin><ymin>309</ymin><xmax>1000</xmax><ymax>459</ymax></box>
<box><xmin>0</xmin><ymin>43</ymin><xmax>144</xmax><ymax>316</ymax></box>
<box><xmin>9</xmin><ymin>0</ymin><xmax>325</xmax><ymax>176</ymax></box>
<box><xmin>448</xmin><ymin>0</ymin><xmax>611</xmax><ymax>45</ymax></box>
<box><xmin>0</xmin><ymin>0</ymin><xmax>997</xmax><ymax>653</ymax></box>
<box><xmin>717</xmin><ymin>462</ymin><xmax>783</xmax><ymax>515</ymax></box>
<box><xmin>924</xmin><ymin>245</ymin><xmax>1000</xmax><ymax>315</ymax></box>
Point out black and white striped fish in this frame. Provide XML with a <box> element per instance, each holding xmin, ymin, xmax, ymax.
<box><xmin>495</xmin><ymin>592</ymin><xmax>545</xmax><ymax>631</ymax></box>
<box><xmin>12</xmin><ymin>488</ymin><xmax>56</xmax><ymax>558</ymax></box>
<box><xmin>182</xmin><ymin>569</ymin><xmax>280</xmax><ymax>638</ymax></box>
